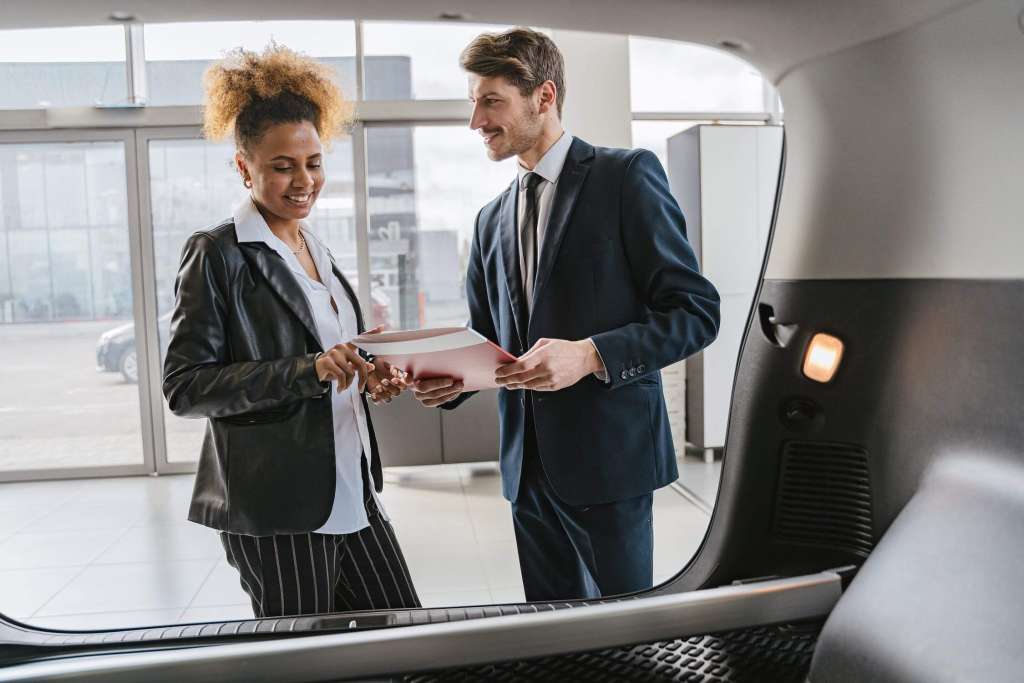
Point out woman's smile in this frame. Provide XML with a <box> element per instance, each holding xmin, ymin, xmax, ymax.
<box><xmin>284</xmin><ymin>192</ymin><xmax>313</xmax><ymax>207</ymax></box>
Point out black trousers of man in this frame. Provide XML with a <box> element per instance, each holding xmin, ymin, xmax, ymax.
<box><xmin>511</xmin><ymin>399</ymin><xmax>654</xmax><ymax>602</ymax></box>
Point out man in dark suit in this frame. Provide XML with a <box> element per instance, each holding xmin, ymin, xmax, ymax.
<box><xmin>413</xmin><ymin>28</ymin><xmax>720</xmax><ymax>601</ymax></box>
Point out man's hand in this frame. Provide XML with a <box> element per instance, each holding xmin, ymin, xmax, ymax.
<box><xmin>412</xmin><ymin>377</ymin><xmax>465</xmax><ymax>407</ymax></box>
<box><xmin>494</xmin><ymin>338</ymin><xmax>602</xmax><ymax>392</ymax></box>
<box><xmin>316</xmin><ymin>344</ymin><xmax>374</xmax><ymax>393</ymax></box>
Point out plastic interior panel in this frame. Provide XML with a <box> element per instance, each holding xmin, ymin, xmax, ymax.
<box><xmin>672</xmin><ymin>278</ymin><xmax>1024</xmax><ymax>591</ymax></box>
<box><xmin>408</xmin><ymin>621</ymin><xmax>823</xmax><ymax>682</ymax></box>
<box><xmin>810</xmin><ymin>455</ymin><xmax>1024</xmax><ymax>681</ymax></box>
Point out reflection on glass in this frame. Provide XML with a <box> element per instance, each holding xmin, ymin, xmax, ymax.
<box><xmin>629</xmin><ymin>37</ymin><xmax>767</xmax><ymax>113</ymax></box>
<box><xmin>148</xmin><ymin>137</ymin><xmax>356</xmax><ymax>463</ymax></box>
<box><xmin>363</xmin><ymin>21</ymin><xmax>513</xmax><ymax>100</ymax></box>
<box><xmin>0</xmin><ymin>142</ymin><xmax>144</xmax><ymax>471</ymax></box>
<box><xmin>366</xmin><ymin>125</ymin><xmax>515</xmax><ymax>330</ymax></box>
<box><xmin>143</xmin><ymin>21</ymin><xmax>358</xmax><ymax>105</ymax></box>
<box><xmin>0</xmin><ymin>25</ymin><xmax>127</xmax><ymax>109</ymax></box>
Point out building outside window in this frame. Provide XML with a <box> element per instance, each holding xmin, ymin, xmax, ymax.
<box><xmin>0</xmin><ymin>25</ymin><xmax>127</xmax><ymax>109</ymax></box>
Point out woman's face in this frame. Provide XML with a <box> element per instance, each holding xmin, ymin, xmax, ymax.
<box><xmin>236</xmin><ymin>120</ymin><xmax>325</xmax><ymax>223</ymax></box>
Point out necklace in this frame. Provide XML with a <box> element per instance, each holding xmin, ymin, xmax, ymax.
<box><xmin>291</xmin><ymin>231</ymin><xmax>307</xmax><ymax>256</ymax></box>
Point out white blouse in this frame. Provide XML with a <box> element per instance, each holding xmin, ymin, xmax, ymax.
<box><xmin>232</xmin><ymin>198</ymin><xmax>388</xmax><ymax>535</ymax></box>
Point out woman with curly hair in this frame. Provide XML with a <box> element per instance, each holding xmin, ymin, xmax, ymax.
<box><xmin>163</xmin><ymin>44</ymin><xmax>420</xmax><ymax>617</ymax></box>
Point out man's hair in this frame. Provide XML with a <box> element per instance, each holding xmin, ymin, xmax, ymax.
<box><xmin>460</xmin><ymin>28</ymin><xmax>565</xmax><ymax>117</ymax></box>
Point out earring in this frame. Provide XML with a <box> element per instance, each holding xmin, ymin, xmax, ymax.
<box><xmin>243</xmin><ymin>178</ymin><xmax>252</xmax><ymax>189</ymax></box>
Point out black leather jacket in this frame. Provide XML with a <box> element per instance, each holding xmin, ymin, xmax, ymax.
<box><xmin>162</xmin><ymin>220</ymin><xmax>382</xmax><ymax>535</ymax></box>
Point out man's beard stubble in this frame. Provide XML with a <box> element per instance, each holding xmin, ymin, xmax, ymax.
<box><xmin>488</xmin><ymin>107</ymin><xmax>544</xmax><ymax>162</ymax></box>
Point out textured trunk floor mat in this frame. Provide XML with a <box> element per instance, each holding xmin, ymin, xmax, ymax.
<box><xmin>402</xmin><ymin>621</ymin><xmax>821</xmax><ymax>682</ymax></box>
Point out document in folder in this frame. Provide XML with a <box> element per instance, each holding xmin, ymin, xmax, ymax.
<box><xmin>351</xmin><ymin>327</ymin><xmax>517</xmax><ymax>392</ymax></box>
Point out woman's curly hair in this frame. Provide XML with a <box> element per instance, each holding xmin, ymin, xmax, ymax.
<box><xmin>202</xmin><ymin>43</ymin><xmax>353</xmax><ymax>152</ymax></box>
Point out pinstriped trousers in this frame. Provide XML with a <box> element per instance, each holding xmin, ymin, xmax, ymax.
<box><xmin>220</xmin><ymin>491</ymin><xmax>420</xmax><ymax>617</ymax></box>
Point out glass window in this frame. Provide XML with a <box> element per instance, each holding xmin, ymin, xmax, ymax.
<box><xmin>0</xmin><ymin>26</ymin><xmax>127</xmax><ymax>109</ymax></box>
<box><xmin>147</xmin><ymin>135</ymin><xmax>356</xmax><ymax>463</ymax></box>
<box><xmin>366</xmin><ymin>125</ymin><xmax>515</xmax><ymax>330</ymax></box>
<box><xmin>143</xmin><ymin>21</ymin><xmax>358</xmax><ymax>106</ymax></box>
<box><xmin>44</xmin><ymin>153</ymin><xmax>90</xmax><ymax>229</ymax></box>
<box><xmin>86</xmin><ymin>146</ymin><xmax>130</xmax><ymax>231</ymax></box>
<box><xmin>11</xmin><ymin>148</ymin><xmax>47</xmax><ymax>230</ymax></box>
<box><xmin>629</xmin><ymin>37</ymin><xmax>766</xmax><ymax>112</ymax></box>
<box><xmin>90</xmin><ymin>227</ymin><xmax>133</xmax><ymax>319</ymax></box>
<box><xmin>0</xmin><ymin>143</ymin><xmax>134</xmax><ymax>323</ymax></box>
<box><xmin>0</xmin><ymin>140</ymin><xmax>144</xmax><ymax>472</ymax></box>
<box><xmin>7</xmin><ymin>229</ymin><xmax>49</xmax><ymax>321</ymax></box>
<box><xmin>0</xmin><ymin>217</ymin><xmax>8</xmax><ymax>305</ymax></box>
<box><xmin>50</xmin><ymin>229</ymin><xmax>93</xmax><ymax>319</ymax></box>
<box><xmin>362</xmin><ymin>22</ymin><xmax>513</xmax><ymax>100</ymax></box>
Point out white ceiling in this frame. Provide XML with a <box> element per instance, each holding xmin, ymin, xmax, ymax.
<box><xmin>0</xmin><ymin>0</ymin><xmax>975</xmax><ymax>80</ymax></box>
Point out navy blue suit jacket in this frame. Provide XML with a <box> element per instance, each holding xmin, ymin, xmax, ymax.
<box><xmin>446</xmin><ymin>137</ymin><xmax>720</xmax><ymax>506</ymax></box>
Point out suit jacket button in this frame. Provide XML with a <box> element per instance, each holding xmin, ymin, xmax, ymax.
<box><xmin>620</xmin><ymin>370</ymin><xmax>628</xmax><ymax>380</ymax></box>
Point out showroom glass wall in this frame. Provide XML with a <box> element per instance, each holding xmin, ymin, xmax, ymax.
<box><xmin>0</xmin><ymin>21</ymin><xmax>776</xmax><ymax>480</ymax></box>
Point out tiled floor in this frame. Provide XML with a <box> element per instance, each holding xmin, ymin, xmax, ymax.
<box><xmin>0</xmin><ymin>457</ymin><xmax>719</xmax><ymax>631</ymax></box>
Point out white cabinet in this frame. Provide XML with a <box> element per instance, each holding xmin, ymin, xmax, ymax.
<box><xmin>368</xmin><ymin>389</ymin><xmax>499</xmax><ymax>467</ymax></box>
<box><xmin>666</xmin><ymin>125</ymin><xmax>783</xmax><ymax>453</ymax></box>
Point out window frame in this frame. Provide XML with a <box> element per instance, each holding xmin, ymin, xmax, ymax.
<box><xmin>0</xmin><ymin>127</ymin><xmax>156</xmax><ymax>482</ymax></box>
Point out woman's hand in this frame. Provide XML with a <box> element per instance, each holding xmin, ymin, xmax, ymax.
<box><xmin>357</xmin><ymin>325</ymin><xmax>405</xmax><ymax>405</ymax></box>
<box><xmin>412</xmin><ymin>377</ymin><xmax>465</xmax><ymax>407</ymax></box>
<box><xmin>366</xmin><ymin>362</ymin><xmax>409</xmax><ymax>405</ymax></box>
<box><xmin>316</xmin><ymin>344</ymin><xmax>374</xmax><ymax>393</ymax></box>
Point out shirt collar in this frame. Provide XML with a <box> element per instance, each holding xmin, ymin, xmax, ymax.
<box><xmin>233</xmin><ymin>197</ymin><xmax>313</xmax><ymax>245</ymax></box>
<box><xmin>517</xmin><ymin>131</ymin><xmax>573</xmax><ymax>190</ymax></box>
<box><xmin>233</xmin><ymin>197</ymin><xmax>317</xmax><ymax>278</ymax></box>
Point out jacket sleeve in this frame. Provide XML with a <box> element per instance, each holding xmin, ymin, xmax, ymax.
<box><xmin>590</xmin><ymin>150</ymin><xmax>721</xmax><ymax>388</ymax></box>
<box><xmin>442</xmin><ymin>209</ymin><xmax>493</xmax><ymax>410</ymax></box>
<box><xmin>162</xmin><ymin>232</ymin><xmax>328</xmax><ymax>418</ymax></box>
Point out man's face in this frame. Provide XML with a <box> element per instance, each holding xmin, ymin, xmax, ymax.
<box><xmin>468</xmin><ymin>74</ymin><xmax>545</xmax><ymax>162</ymax></box>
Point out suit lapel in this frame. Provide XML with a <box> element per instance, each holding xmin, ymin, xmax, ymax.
<box><xmin>532</xmin><ymin>138</ymin><xmax>595</xmax><ymax>313</ymax></box>
<box><xmin>245</xmin><ymin>244</ymin><xmax>323</xmax><ymax>351</ymax></box>
<box><xmin>497</xmin><ymin>181</ymin><xmax>528</xmax><ymax>347</ymax></box>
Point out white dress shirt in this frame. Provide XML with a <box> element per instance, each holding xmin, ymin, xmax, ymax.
<box><xmin>515</xmin><ymin>132</ymin><xmax>608</xmax><ymax>381</ymax></box>
<box><xmin>515</xmin><ymin>130</ymin><xmax>574</xmax><ymax>312</ymax></box>
<box><xmin>233</xmin><ymin>198</ymin><xmax>387</xmax><ymax>535</ymax></box>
